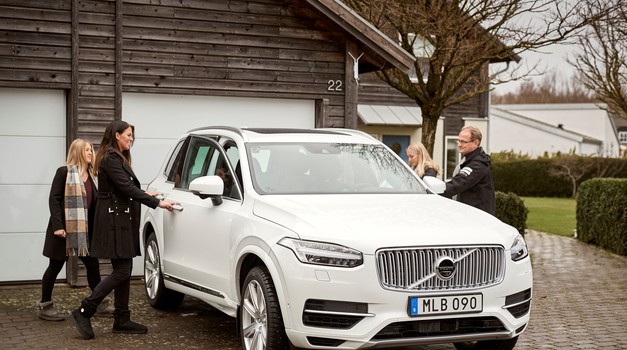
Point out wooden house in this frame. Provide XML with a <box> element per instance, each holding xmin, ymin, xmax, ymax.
<box><xmin>0</xmin><ymin>0</ymin><xmax>413</xmax><ymax>283</ymax></box>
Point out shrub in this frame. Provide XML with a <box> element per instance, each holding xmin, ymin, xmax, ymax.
<box><xmin>495</xmin><ymin>191</ymin><xmax>528</xmax><ymax>236</ymax></box>
<box><xmin>576</xmin><ymin>178</ymin><xmax>627</xmax><ymax>256</ymax></box>
<box><xmin>492</xmin><ymin>157</ymin><xmax>627</xmax><ymax>198</ymax></box>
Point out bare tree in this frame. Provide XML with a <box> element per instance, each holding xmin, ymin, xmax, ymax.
<box><xmin>342</xmin><ymin>0</ymin><xmax>607</xmax><ymax>154</ymax></box>
<box><xmin>549</xmin><ymin>155</ymin><xmax>593</xmax><ymax>197</ymax></box>
<box><xmin>571</xmin><ymin>0</ymin><xmax>627</xmax><ymax>120</ymax></box>
<box><xmin>492</xmin><ymin>71</ymin><xmax>596</xmax><ymax>104</ymax></box>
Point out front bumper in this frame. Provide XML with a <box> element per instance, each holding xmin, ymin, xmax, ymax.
<box><xmin>274</xmin><ymin>250</ymin><xmax>533</xmax><ymax>349</ymax></box>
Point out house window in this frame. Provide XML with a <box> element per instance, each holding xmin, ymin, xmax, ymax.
<box><xmin>619</xmin><ymin>131</ymin><xmax>627</xmax><ymax>143</ymax></box>
<box><xmin>382</xmin><ymin>135</ymin><xmax>410</xmax><ymax>163</ymax></box>
<box><xmin>408</xmin><ymin>33</ymin><xmax>435</xmax><ymax>58</ymax></box>
<box><xmin>404</xmin><ymin>33</ymin><xmax>434</xmax><ymax>83</ymax></box>
<box><xmin>444</xmin><ymin>136</ymin><xmax>460</xmax><ymax>180</ymax></box>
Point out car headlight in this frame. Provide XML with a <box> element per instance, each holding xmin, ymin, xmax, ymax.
<box><xmin>278</xmin><ymin>238</ymin><xmax>363</xmax><ymax>267</ymax></box>
<box><xmin>510</xmin><ymin>234</ymin><xmax>529</xmax><ymax>261</ymax></box>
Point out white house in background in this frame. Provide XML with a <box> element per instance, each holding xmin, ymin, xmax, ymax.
<box><xmin>613</xmin><ymin>114</ymin><xmax>627</xmax><ymax>157</ymax></box>
<box><xmin>490</xmin><ymin>103</ymin><xmax>621</xmax><ymax>158</ymax></box>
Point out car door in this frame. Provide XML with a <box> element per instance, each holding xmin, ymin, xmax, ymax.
<box><xmin>162</xmin><ymin>135</ymin><xmax>242</xmax><ymax>301</ymax></box>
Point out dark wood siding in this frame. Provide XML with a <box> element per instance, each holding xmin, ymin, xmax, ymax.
<box><xmin>358</xmin><ymin>72</ymin><xmax>415</xmax><ymax>106</ymax></box>
<box><xmin>0</xmin><ymin>0</ymin><xmax>358</xmax><ymax>139</ymax></box>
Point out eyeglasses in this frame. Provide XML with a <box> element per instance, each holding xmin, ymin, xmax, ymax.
<box><xmin>457</xmin><ymin>139</ymin><xmax>474</xmax><ymax>144</ymax></box>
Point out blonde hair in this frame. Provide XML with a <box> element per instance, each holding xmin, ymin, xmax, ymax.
<box><xmin>66</xmin><ymin>138</ymin><xmax>93</xmax><ymax>177</ymax></box>
<box><xmin>407</xmin><ymin>142</ymin><xmax>441</xmax><ymax>177</ymax></box>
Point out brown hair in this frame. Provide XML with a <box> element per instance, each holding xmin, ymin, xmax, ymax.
<box><xmin>461</xmin><ymin>126</ymin><xmax>482</xmax><ymax>144</ymax></box>
<box><xmin>94</xmin><ymin>120</ymin><xmax>134</xmax><ymax>175</ymax></box>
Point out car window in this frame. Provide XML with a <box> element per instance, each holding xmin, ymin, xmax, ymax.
<box><xmin>163</xmin><ymin>140</ymin><xmax>184</xmax><ymax>179</ymax></box>
<box><xmin>167</xmin><ymin>138</ymin><xmax>190</xmax><ymax>186</ymax></box>
<box><xmin>220</xmin><ymin>138</ymin><xmax>243</xmax><ymax>199</ymax></box>
<box><xmin>175</xmin><ymin>136</ymin><xmax>242</xmax><ymax>201</ymax></box>
<box><xmin>247</xmin><ymin>142</ymin><xmax>426</xmax><ymax>194</ymax></box>
<box><xmin>179</xmin><ymin>137</ymin><xmax>222</xmax><ymax>190</ymax></box>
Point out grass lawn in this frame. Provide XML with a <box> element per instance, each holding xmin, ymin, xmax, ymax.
<box><xmin>521</xmin><ymin>197</ymin><xmax>577</xmax><ymax>237</ymax></box>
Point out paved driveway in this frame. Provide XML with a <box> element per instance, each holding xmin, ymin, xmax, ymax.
<box><xmin>1</xmin><ymin>231</ymin><xmax>626</xmax><ymax>349</ymax></box>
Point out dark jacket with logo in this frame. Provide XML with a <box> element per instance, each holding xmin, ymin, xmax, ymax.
<box><xmin>91</xmin><ymin>150</ymin><xmax>159</xmax><ymax>259</ymax></box>
<box><xmin>442</xmin><ymin>147</ymin><xmax>495</xmax><ymax>215</ymax></box>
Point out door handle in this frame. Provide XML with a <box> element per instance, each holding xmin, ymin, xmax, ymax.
<box><xmin>155</xmin><ymin>193</ymin><xmax>165</xmax><ymax>200</ymax></box>
<box><xmin>172</xmin><ymin>203</ymin><xmax>184</xmax><ymax>212</ymax></box>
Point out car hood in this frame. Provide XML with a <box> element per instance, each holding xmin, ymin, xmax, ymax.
<box><xmin>252</xmin><ymin>194</ymin><xmax>518</xmax><ymax>254</ymax></box>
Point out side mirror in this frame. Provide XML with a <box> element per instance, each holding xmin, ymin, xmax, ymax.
<box><xmin>422</xmin><ymin>176</ymin><xmax>446</xmax><ymax>194</ymax></box>
<box><xmin>189</xmin><ymin>176</ymin><xmax>224</xmax><ymax>206</ymax></box>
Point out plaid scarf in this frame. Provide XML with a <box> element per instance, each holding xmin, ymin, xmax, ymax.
<box><xmin>64</xmin><ymin>165</ymin><xmax>89</xmax><ymax>256</ymax></box>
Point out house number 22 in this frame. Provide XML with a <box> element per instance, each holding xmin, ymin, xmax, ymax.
<box><xmin>327</xmin><ymin>80</ymin><xmax>343</xmax><ymax>92</ymax></box>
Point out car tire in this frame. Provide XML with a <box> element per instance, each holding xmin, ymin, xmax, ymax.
<box><xmin>144</xmin><ymin>232</ymin><xmax>184</xmax><ymax>310</ymax></box>
<box><xmin>454</xmin><ymin>336</ymin><xmax>519</xmax><ymax>350</ymax></box>
<box><xmin>239</xmin><ymin>266</ymin><xmax>288</xmax><ymax>350</ymax></box>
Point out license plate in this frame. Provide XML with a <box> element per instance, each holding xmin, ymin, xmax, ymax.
<box><xmin>408</xmin><ymin>294</ymin><xmax>483</xmax><ymax>316</ymax></box>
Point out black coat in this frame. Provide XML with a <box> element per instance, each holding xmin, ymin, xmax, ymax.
<box><xmin>90</xmin><ymin>150</ymin><xmax>160</xmax><ymax>259</ymax></box>
<box><xmin>43</xmin><ymin>166</ymin><xmax>97</xmax><ymax>261</ymax></box>
<box><xmin>443</xmin><ymin>147</ymin><xmax>496</xmax><ymax>215</ymax></box>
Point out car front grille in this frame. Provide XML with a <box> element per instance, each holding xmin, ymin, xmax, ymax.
<box><xmin>372</xmin><ymin>316</ymin><xmax>507</xmax><ymax>340</ymax></box>
<box><xmin>377</xmin><ymin>246</ymin><xmax>505</xmax><ymax>291</ymax></box>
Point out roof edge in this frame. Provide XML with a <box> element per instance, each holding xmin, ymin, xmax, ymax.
<box><xmin>304</xmin><ymin>0</ymin><xmax>415</xmax><ymax>72</ymax></box>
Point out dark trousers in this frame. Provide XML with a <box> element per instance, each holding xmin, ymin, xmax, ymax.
<box><xmin>41</xmin><ymin>256</ymin><xmax>101</xmax><ymax>302</ymax></box>
<box><xmin>82</xmin><ymin>258</ymin><xmax>132</xmax><ymax>316</ymax></box>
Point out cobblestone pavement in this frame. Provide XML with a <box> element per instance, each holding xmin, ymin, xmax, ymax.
<box><xmin>1</xmin><ymin>231</ymin><xmax>626</xmax><ymax>350</ymax></box>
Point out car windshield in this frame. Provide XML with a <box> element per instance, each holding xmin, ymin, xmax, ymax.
<box><xmin>247</xmin><ymin>142</ymin><xmax>426</xmax><ymax>194</ymax></box>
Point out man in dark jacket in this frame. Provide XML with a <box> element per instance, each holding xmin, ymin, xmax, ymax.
<box><xmin>442</xmin><ymin>126</ymin><xmax>495</xmax><ymax>215</ymax></box>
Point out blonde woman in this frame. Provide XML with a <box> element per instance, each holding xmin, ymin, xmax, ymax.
<box><xmin>39</xmin><ymin>138</ymin><xmax>113</xmax><ymax>321</ymax></box>
<box><xmin>406</xmin><ymin>142</ymin><xmax>441</xmax><ymax>178</ymax></box>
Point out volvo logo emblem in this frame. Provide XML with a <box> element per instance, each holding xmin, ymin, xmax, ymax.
<box><xmin>435</xmin><ymin>257</ymin><xmax>456</xmax><ymax>280</ymax></box>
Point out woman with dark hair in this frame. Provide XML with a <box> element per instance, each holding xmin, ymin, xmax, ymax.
<box><xmin>69</xmin><ymin>120</ymin><xmax>174</xmax><ymax>340</ymax></box>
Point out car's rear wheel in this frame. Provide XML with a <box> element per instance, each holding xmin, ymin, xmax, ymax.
<box><xmin>144</xmin><ymin>232</ymin><xmax>184</xmax><ymax>310</ymax></box>
<box><xmin>454</xmin><ymin>336</ymin><xmax>519</xmax><ymax>350</ymax></box>
<box><xmin>239</xmin><ymin>266</ymin><xmax>288</xmax><ymax>350</ymax></box>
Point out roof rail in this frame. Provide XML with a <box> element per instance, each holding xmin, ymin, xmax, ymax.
<box><xmin>187</xmin><ymin>126</ymin><xmax>243</xmax><ymax>136</ymax></box>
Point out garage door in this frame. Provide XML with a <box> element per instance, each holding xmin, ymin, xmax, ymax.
<box><xmin>123</xmin><ymin>93</ymin><xmax>315</xmax><ymax>186</ymax></box>
<box><xmin>0</xmin><ymin>88</ymin><xmax>66</xmax><ymax>282</ymax></box>
<box><xmin>123</xmin><ymin>93</ymin><xmax>315</xmax><ymax>274</ymax></box>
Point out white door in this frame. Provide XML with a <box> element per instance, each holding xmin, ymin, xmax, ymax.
<box><xmin>161</xmin><ymin>136</ymin><xmax>240</xmax><ymax>304</ymax></box>
<box><xmin>0</xmin><ymin>88</ymin><xmax>66</xmax><ymax>282</ymax></box>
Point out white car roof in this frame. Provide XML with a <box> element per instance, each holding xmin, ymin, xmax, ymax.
<box><xmin>188</xmin><ymin>127</ymin><xmax>380</xmax><ymax>144</ymax></box>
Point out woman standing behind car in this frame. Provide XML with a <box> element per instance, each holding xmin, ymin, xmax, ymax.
<box><xmin>69</xmin><ymin>121</ymin><xmax>174</xmax><ymax>340</ymax></box>
<box><xmin>406</xmin><ymin>142</ymin><xmax>441</xmax><ymax>178</ymax></box>
<box><xmin>38</xmin><ymin>138</ymin><xmax>114</xmax><ymax>321</ymax></box>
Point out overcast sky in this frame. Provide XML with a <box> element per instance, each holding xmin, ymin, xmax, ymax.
<box><xmin>493</xmin><ymin>0</ymin><xmax>583</xmax><ymax>95</ymax></box>
<box><xmin>494</xmin><ymin>42</ymin><xmax>580</xmax><ymax>94</ymax></box>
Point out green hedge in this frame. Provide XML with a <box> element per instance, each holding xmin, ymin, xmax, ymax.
<box><xmin>495</xmin><ymin>191</ymin><xmax>528</xmax><ymax>236</ymax></box>
<box><xmin>576</xmin><ymin>178</ymin><xmax>627</xmax><ymax>256</ymax></box>
<box><xmin>492</xmin><ymin>157</ymin><xmax>627</xmax><ymax>197</ymax></box>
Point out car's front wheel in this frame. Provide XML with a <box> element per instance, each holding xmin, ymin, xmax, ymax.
<box><xmin>144</xmin><ymin>232</ymin><xmax>184</xmax><ymax>310</ymax></box>
<box><xmin>454</xmin><ymin>336</ymin><xmax>519</xmax><ymax>350</ymax></box>
<box><xmin>239</xmin><ymin>266</ymin><xmax>288</xmax><ymax>350</ymax></box>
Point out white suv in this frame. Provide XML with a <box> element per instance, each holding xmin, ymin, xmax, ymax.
<box><xmin>141</xmin><ymin>127</ymin><xmax>532</xmax><ymax>350</ymax></box>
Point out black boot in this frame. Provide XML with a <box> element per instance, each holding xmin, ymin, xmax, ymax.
<box><xmin>112</xmin><ymin>310</ymin><xmax>148</xmax><ymax>334</ymax></box>
<box><xmin>68</xmin><ymin>302</ymin><xmax>96</xmax><ymax>339</ymax></box>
